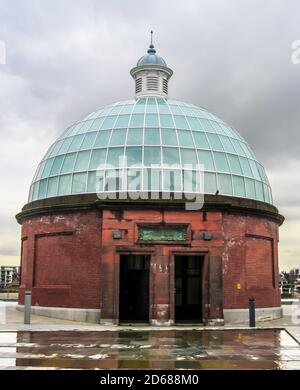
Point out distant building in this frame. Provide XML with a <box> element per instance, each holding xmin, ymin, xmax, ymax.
<box><xmin>290</xmin><ymin>268</ymin><xmax>300</xmax><ymax>277</ymax></box>
<box><xmin>0</xmin><ymin>266</ymin><xmax>20</xmax><ymax>288</ymax></box>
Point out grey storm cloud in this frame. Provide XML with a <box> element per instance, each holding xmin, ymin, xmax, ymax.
<box><xmin>0</xmin><ymin>0</ymin><xmax>299</xmax><ymax>268</ymax></box>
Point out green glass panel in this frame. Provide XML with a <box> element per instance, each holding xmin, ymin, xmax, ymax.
<box><xmin>207</xmin><ymin>134</ymin><xmax>223</xmax><ymax>150</ymax></box>
<box><xmin>157</xmin><ymin>104</ymin><xmax>171</xmax><ymax>114</ymax></box>
<box><xmin>127</xmin><ymin>128</ymin><xmax>143</xmax><ymax>145</ymax></box>
<box><xmin>32</xmin><ymin>182</ymin><xmax>39</xmax><ymax>200</ymax></box>
<box><xmin>227</xmin><ymin>154</ymin><xmax>243</xmax><ymax>174</ymax></box>
<box><xmin>87</xmin><ymin>171</ymin><xmax>96</xmax><ymax>192</ymax></box>
<box><xmin>49</xmin><ymin>140</ymin><xmax>64</xmax><ymax>156</ymax></box>
<box><xmin>43</xmin><ymin>144</ymin><xmax>55</xmax><ymax>159</ymax></box>
<box><xmin>61</xmin><ymin>125</ymin><xmax>74</xmax><ymax>138</ymax></box>
<box><xmin>263</xmin><ymin>184</ymin><xmax>270</xmax><ymax>203</ymax></box>
<box><xmin>89</xmin><ymin>149</ymin><xmax>106</xmax><ymax>169</ymax></box>
<box><xmin>89</xmin><ymin>117</ymin><xmax>104</xmax><ymax>131</ymax></box>
<box><xmin>204</xmin><ymin>172</ymin><xmax>217</xmax><ymax>193</ymax></box>
<box><xmin>161</xmin><ymin>128</ymin><xmax>177</xmax><ymax>146</ymax></box>
<box><xmin>218</xmin><ymin>174</ymin><xmax>233</xmax><ymax>195</ymax></box>
<box><xmin>126</xmin><ymin>147</ymin><xmax>142</xmax><ymax>166</ymax></box>
<box><xmin>78</xmin><ymin>120</ymin><xmax>93</xmax><ymax>134</ymax></box>
<box><xmin>110</xmin><ymin>129</ymin><xmax>127</xmax><ymax>146</ymax></box>
<box><xmin>245</xmin><ymin>178</ymin><xmax>256</xmax><ymax>198</ymax></box>
<box><xmin>100</xmin><ymin>116</ymin><xmax>117</xmax><ymax>129</ymax></box>
<box><xmin>68</xmin><ymin>123</ymin><xmax>83</xmax><ymax>136</ymax></box>
<box><xmin>50</xmin><ymin>155</ymin><xmax>64</xmax><ymax>175</ymax></box>
<box><xmin>145</xmin><ymin>114</ymin><xmax>159</xmax><ymax>127</ymax></box>
<box><xmin>230</xmin><ymin>139</ymin><xmax>247</xmax><ymax>156</ymax></box>
<box><xmin>114</xmin><ymin>115</ymin><xmax>130</xmax><ymax>128</ymax></box>
<box><xmin>173</xmin><ymin>115</ymin><xmax>189</xmax><ymax>129</ymax></box>
<box><xmin>74</xmin><ymin>150</ymin><xmax>91</xmax><ymax>171</ymax></box>
<box><xmin>193</xmin><ymin>132</ymin><xmax>209</xmax><ymax>148</ymax></box>
<box><xmin>72</xmin><ymin>172</ymin><xmax>87</xmax><ymax>194</ymax></box>
<box><xmin>132</xmin><ymin>104</ymin><xmax>145</xmax><ymax>114</ymax></box>
<box><xmin>127</xmin><ymin>169</ymin><xmax>142</xmax><ymax>191</ymax></box>
<box><xmin>160</xmin><ymin>115</ymin><xmax>174</xmax><ymax>127</ymax></box>
<box><xmin>81</xmin><ymin>132</ymin><xmax>97</xmax><ymax>149</ymax></box>
<box><xmin>240</xmin><ymin>143</ymin><xmax>253</xmax><ymax>158</ymax></box>
<box><xmin>41</xmin><ymin>158</ymin><xmax>54</xmax><ymax>178</ymax></box>
<box><xmin>68</xmin><ymin>134</ymin><xmax>84</xmax><ymax>152</ymax></box>
<box><xmin>255</xmin><ymin>181</ymin><xmax>264</xmax><ymax>201</ymax></box>
<box><xmin>119</xmin><ymin>105</ymin><xmax>134</xmax><ymax>114</ymax></box>
<box><xmin>129</xmin><ymin>114</ymin><xmax>144</xmax><ymax>127</ymax></box>
<box><xmin>198</xmin><ymin>118</ymin><xmax>215</xmax><ymax>132</ymax></box>
<box><xmin>169</xmin><ymin>105</ymin><xmax>183</xmax><ymax>115</ymax></box>
<box><xmin>240</xmin><ymin>157</ymin><xmax>253</xmax><ymax>177</ymax></box>
<box><xmin>144</xmin><ymin>147</ymin><xmax>161</xmax><ymax>165</ymax></box>
<box><xmin>143</xmin><ymin>168</ymin><xmax>161</xmax><ymax>191</ymax></box>
<box><xmin>147</xmin><ymin>97</ymin><xmax>156</xmax><ymax>105</ymax></box>
<box><xmin>180</xmin><ymin>148</ymin><xmax>197</xmax><ymax>165</ymax></box>
<box><xmin>177</xmin><ymin>130</ymin><xmax>194</xmax><ymax>147</ymax></box>
<box><xmin>61</xmin><ymin>153</ymin><xmax>76</xmax><ymax>173</ymax></box>
<box><xmin>106</xmin><ymin>147</ymin><xmax>124</xmax><ymax>166</ymax></box>
<box><xmin>214</xmin><ymin>152</ymin><xmax>230</xmax><ymax>172</ymax></box>
<box><xmin>109</xmin><ymin>106</ymin><xmax>123</xmax><ymax>115</ymax></box>
<box><xmin>249</xmin><ymin>160</ymin><xmax>261</xmax><ymax>180</ymax></box>
<box><xmin>144</xmin><ymin>128</ymin><xmax>160</xmax><ymax>145</ymax></box>
<box><xmin>145</xmin><ymin>103</ymin><xmax>157</xmax><ymax>113</ymax></box>
<box><xmin>58</xmin><ymin>138</ymin><xmax>73</xmax><ymax>154</ymax></box>
<box><xmin>94</xmin><ymin>130</ymin><xmax>111</xmax><ymax>147</ymax></box>
<box><xmin>187</xmin><ymin>117</ymin><xmax>201</xmax><ymax>130</ymax></box>
<box><xmin>197</xmin><ymin>150</ymin><xmax>215</xmax><ymax>171</ymax></box>
<box><xmin>35</xmin><ymin>161</ymin><xmax>46</xmax><ymax>180</ymax></box>
<box><xmin>162</xmin><ymin>147</ymin><xmax>180</xmax><ymax>165</ymax></box>
<box><xmin>38</xmin><ymin>179</ymin><xmax>48</xmax><ymax>199</ymax></box>
<box><xmin>163</xmin><ymin>169</ymin><xmax>182</xmax><ymax>191</ymax></box>
<box><xmin>256</xmin><ymin>162</ymin><xmax>266</xmax><ymax>181</ymax></box>
<box><xmin>183</xmin><ymin>170</ymin><xmax>197</xmax><ymax>192</ymax></box>
<box><xmin>232</xmin><ymin>175</ymin><xmax>245</xmax><ymax>197</ymax></box>
<box><xmin>47</xmin><ymin>176</ymin><xmax>59</xmax><ymax>197</ymax></box>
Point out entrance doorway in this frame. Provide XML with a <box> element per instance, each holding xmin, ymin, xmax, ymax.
<box><xmin>119</xmin><ymin>255</ymin><xmax>150</xmax><ymax>322</ymax></box>
<box><xmin>175</xmin><ymin>255</ymin><xmax>203</xmax><ymax>322</ymax></box>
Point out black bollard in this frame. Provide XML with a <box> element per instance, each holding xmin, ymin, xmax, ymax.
<box><xmin>249</xmin><ymin>297</ymin><xmax>256</xmax><ymax>327</ymax></box>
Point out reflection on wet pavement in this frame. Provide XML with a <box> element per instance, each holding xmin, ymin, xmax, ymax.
<box><xmin>0</xmin><ymin>329</ymin><xmax>300</xmax><ymax>370</ymax></box>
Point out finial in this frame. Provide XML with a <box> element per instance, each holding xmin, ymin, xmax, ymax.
<box><xmin>147</xmin><ymin>30</ymin><xmax>156</xmax><ymax>54</ymax></box>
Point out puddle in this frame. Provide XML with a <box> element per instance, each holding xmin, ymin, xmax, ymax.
<box><xmin>0</xmin><ymin>329</ymin><xmax>299</xmax><ymax>369</ymax></box>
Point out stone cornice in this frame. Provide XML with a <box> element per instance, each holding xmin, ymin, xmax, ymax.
<box><xmin>16</xmin><ymin>193</ymin><xmax>284</xmax><ymax>225</ymax></box>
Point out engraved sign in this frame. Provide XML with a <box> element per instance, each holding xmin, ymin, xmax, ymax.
<box><xmin>138</xmin><ymin>226</ymin><xmax>187</xmax><ymax>242</ymax></box>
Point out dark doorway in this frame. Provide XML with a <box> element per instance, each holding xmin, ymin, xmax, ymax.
<box><xmin>175</xmin><ymin>255</ymin><xmax>203</xmax><ymax>322</ymax></box>
<box><xmin>119</xmin><ymin>255</ymin><xmax>150</xmax><ymax>322</ymax></box>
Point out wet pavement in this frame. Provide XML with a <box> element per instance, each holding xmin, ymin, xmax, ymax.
<box><xmin>0</xmin><ymin>329</ymin><xmax>300</xmax><ymax>370</ymax></box>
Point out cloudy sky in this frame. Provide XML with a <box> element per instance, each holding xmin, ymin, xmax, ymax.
<box><xmin>0</xmin><ymin>0</ymin><xmax>299</xmax><ymax>270</ymax></box>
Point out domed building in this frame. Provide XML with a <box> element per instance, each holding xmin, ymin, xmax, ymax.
<box><xmin>17</xmin><ymin>37</ymin><xmax>284</xmax><ymax>325</ymax></box>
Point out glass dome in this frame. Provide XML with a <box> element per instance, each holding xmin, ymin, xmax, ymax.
<box><xmin>29</xmin><ymin>97</ymin><xmax>272</xmax><ymax>204</ymax></box>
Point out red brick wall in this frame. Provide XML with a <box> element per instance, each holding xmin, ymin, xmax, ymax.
<box><xmin>18</xmin><ymin>207</ymin><xmax>280</xmax><ymax>317</ymax></box>
<box><xmin>19</xmin><ymin>211</ymin><xmax>102</xmax><ymax>308</ymax></box>
<box><xmin>222</xmin><ymin>213</ymin><xmax>280</xmax><ymax>309</ymax></box>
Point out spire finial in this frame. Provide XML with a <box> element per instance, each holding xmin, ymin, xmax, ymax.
<box><xmin>147</xmin><ymin>30</ymin><xmax>156</xmax><ymax>54</ymax></box>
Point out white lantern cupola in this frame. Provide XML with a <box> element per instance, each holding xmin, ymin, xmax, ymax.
<box><xmin>130</xmin><ymin>31</ymin><xmax>173</xmax><ymax>98</ymax></box>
